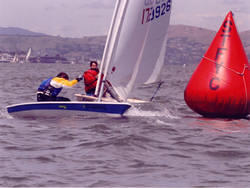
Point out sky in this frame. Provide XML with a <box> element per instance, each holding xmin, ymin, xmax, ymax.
<box><xmin>0</xmin><ymin>0</ymin><xmax>250</xmax><ymax>38</ymax></box>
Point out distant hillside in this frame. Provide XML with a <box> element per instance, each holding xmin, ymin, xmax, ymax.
<box><xmin>240</xmin><ymin>30</ymin><xmax>250</xmax><ymax>58</ymax></box>
<box><xmin>0</xmin><ymin>34</ymin><xmax>106</xmax><ymax>63</ymax></box>
<box><xmin>0</xmin><ymin>27</ymin><xmax>46</xmax><ymax>36</ymax></box>
<box><xmin>166</xmin><ymin>25</ymin><xmax>216</xmax><ymax>64</ymax></box>
<box><xmin>0</xmin><ymin>25</ymin><xmax>249</xmax><ymax>64</ymax></box>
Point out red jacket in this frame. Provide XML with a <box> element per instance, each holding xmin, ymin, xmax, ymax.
<box><xmin>83</xmin><ymin>69</ymin><xmax>98</xmax><ymax>93</ymax></box>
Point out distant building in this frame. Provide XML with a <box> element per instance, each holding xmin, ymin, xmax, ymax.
<box><xmin>0</xmin><ymin>51</ymin><xmax>16</xmax><ymax>63</ymax></box>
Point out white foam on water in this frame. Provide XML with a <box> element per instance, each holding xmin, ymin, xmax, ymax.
<box><xmin>155</xmin><ymin>119</ymin><xmax>175</xmax><ymax>126</ymax></box>
<box><xmin>125</xmin><ymin>106</ymin><xmax>179</xmax><ymax>119</ymax></box>
<box><xmin>0</xmin><ymin>108</ymin><xmax>13</xmax><ymax>119</ymax></box>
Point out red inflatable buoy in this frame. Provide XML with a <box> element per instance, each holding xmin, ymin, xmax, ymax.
<box><xmin>184</xmin><ymin>11</ymin><xmax>250</xmax><ymax>118</ymax></box>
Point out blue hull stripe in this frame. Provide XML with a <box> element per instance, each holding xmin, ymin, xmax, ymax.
<box><xmin>7</xmin><ymin>102</ymin><xmax>131</xmax><ymax>115</ymax></box>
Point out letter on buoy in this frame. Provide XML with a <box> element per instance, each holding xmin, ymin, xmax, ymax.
<box><xmin>184</xmin><ymin>11</ymin><xmax>250</xmax><ymax>118</ymax></box>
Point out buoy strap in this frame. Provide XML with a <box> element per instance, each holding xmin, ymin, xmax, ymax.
<box><xmin>202</xmin><ymin>56</ymin><xmax>248</xmax><ymax>76</ymax></box>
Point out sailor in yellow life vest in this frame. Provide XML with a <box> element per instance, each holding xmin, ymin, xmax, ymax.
<box><xmin>37</xmin><ymin>72</ymin><xmax>82</xmax><ymax>101</ymax></box>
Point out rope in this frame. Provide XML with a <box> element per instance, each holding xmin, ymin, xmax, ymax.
<box><xmin>202</xmin><ymin>56</ymin><xmax>248</xmax><ymax>76</ymax></box>
<box><xmin>203</xmin><ymin>56</ymin><xmax>249</xmax><ymax>112</ymax></box>
<box><xmin>150</xmin><ymin>81</ymin><xmax>164</xmax><ymax>101</ymax></box>
<box><xmin>242</xmin><ymin>75</ymin><xmax>248</xmax><ymax>113</ymax></box>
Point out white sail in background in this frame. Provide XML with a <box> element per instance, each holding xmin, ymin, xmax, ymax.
<box><xmin>102</xmin><ymin>0</ymin><xmax>172</xmax><ymax>101</ymax></box>
<box><xmin>25</xmin><ymin>48</ymin><xmax>32</xmax><ymax>62</ymax></box>
<box><xmin>12</xmin><ymin>54</ymin><xmax>18</xmax><ymax>63</ymax></box>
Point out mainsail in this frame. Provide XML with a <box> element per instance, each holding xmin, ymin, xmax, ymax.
<box><xmin>99</xmin><ymin>0</ymin><xmax>172</xmax><ymax>101</ymax></box>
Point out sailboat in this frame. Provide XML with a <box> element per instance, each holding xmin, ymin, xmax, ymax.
<box><xmin>11</xmin><ymin>54</ymin><xmax>18</xmax><ymax>63</ymax></box>
<box><xmin>25</xmin><ymin>48</ymin><xmax>32</xmax><ymax>63</ymax></box>
<box><xmin>7</xmin><ymin>0</ymin><xmax>172</xmax><ymax>118</ymax></box>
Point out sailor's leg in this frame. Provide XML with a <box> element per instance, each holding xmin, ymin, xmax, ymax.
<box><xmin>86</xmin><ymin>88</ymin><xmax>96</xmax><ymax>96</ymax></box>
<box><xmin>104</xmin><ymin>81</ymin><xmax>122</xmax><ymax>102</ymax></box>
<box><xmin>37</xmin><ymin>93</ymin><xmax>53</xmax><ymax>101</ymax></box>
<box><xmin>55</xmin><ymin>96</ymin><xmax>71</xmax><ymax>101</ymax></box>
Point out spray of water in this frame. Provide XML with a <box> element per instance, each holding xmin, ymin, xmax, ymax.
<box><xmin>124</xmin><ymin>106</ymin><xmax>179</xmax><ymax>119</ymax></box>
<box><xmin>0</xmin><ymin>108</ymin><xmax>13</xmax><ymax>119</ymax></box>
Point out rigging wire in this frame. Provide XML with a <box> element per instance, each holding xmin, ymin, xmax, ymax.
<box><xmin>150</xmin><ymin>81</ymin><xmax>164</xmax><ymax>101</ymax></box>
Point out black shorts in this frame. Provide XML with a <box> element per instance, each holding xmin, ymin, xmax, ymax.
<box><xmin>37</xmin><ymin>93</ymin><xmax>70</xmax><ymax>102</ymax></box>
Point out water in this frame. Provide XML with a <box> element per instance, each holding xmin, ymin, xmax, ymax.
<box><xmin>1</xmin><ymin>63</ymin><xmax>250</xmax><ymax>187</ymax></box>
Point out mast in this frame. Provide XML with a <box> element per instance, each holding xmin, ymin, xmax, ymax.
<box><xmin>97</xmin><ymin>0</ymin><xmax>128</xmax><ymax>101</ymax></box>
<box><xmin>94</xmin><ymin>0</ymin><xmax>121</xmax><ymax>97</ymax></box>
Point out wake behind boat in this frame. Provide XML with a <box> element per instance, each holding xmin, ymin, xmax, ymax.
<box><xmin>7</xmin><ymin>0</ymin><xmax>172</xmax><ymax>118</ymax></box>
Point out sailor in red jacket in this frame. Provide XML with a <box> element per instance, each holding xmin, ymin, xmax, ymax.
<box><xmin>83</xmin><ymin>61</ymin><xmax>122</xmax><ymax>101</ymax></box>
<box><xmin>83</xmin><ymin>61</ymin><xmax>100</xmax><ymax>95</ymax></box>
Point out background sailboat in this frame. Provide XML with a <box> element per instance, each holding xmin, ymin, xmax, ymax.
<box><xmin>25</xmin><ymin>48</ymin><xmax>32</xmax><ymax>63</ymax></box>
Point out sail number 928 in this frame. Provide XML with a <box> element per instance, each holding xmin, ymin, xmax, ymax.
<box><xmin>142</xmin><ymin>0</ymin><xmax>171</xmax><ymax>24</ymax></box>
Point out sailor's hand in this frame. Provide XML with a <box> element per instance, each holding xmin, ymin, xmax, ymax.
<box><xmin>76</xmin><ymin>75</ymin><xmax>83</xmax><ymax>82</ymax></box>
